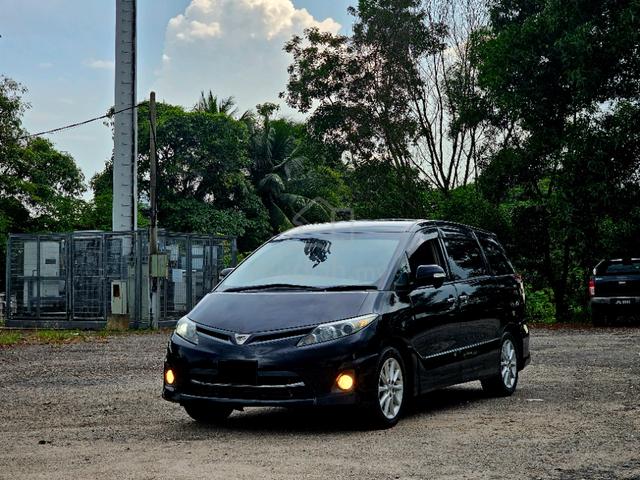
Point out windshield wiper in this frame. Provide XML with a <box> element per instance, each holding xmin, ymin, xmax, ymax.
<box><xmin>320</xmin><ymin>285</ymin><xmax>378</xmax><ymax>292</ymax></box>
<box><xmin>223</xmin><ymin>284</ymin><xmax>321</xmax><ymax>293</ymax></box>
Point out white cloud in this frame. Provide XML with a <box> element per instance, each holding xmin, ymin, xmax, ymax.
<box><xmin>86</xmin><ymin>59</ymin><xmax>115</xmax><ymax>70</ymax></box>
<box><xmin>154</xmin><ymin>0</ymin><xmax>341</xmax><ymax>114</ymax></box>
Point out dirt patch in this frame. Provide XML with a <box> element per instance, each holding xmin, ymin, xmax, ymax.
<box><xmin>0</xmin><ymin>327</ymin><xmax>639</xmax><ymax>479</ymax></box>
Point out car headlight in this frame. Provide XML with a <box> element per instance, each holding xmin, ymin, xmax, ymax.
<box><xmin>175</xmin><ymin>316</ymin><xmax>198</xmax><ymax>344</ymax></box>
<box><xmin>297</xmin><ymin>314</ymin><xmax>377</xmax><ymax>347</ymax></box>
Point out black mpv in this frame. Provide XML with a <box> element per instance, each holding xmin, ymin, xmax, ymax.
<box><xmin>163</xmin><ymin>220</ymin><xmax>530</xmax><ymax>428</ymax></box>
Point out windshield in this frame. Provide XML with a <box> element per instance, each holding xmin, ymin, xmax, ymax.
<box><xmin>219</xmin><ymin>234</ymin><xmax>401</xmax><ymax>290</ymax></box>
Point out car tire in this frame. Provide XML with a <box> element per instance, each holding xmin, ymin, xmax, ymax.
<box><xmin>364</xmin><ymin>347</ymin><xmax>407</xmax><ymax>429</ymax></box>
<box><xmin>183</xmin><ymin>402</ymin><xmax>233</xmax><ymax>424</ymax></box>
<box><xmin>481</xmin><ymin>333</ymin><xmax>519</xmax><ymax>397</ymax></box>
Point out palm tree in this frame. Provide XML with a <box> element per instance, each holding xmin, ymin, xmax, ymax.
<box><xmin>249</xmin><ymin>104</ymin><xmax>323</xmax><ymax>230</ymax></box>
<box><xmin>194</xmin><ymin>91</ymin><xmax>253</xmax><ymax>122</ymax></box>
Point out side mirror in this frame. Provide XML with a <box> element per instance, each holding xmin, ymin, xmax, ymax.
<box><xmin>415</xmin><ymin>264</ymin><xmax>446</xmax><ymax>288</ymax></box>
<box><xmin>218</xmin><ymin>267</ymin><xmax>234</xmax><ymax>282</ymax></box>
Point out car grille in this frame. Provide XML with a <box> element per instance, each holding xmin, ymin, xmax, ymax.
<box><xmin>187</xmin><ymin>381</ymin><xmax>312</xmax><ymax>401</ymax></box>
<box><xmin>196</xmin><ymin>325</ymin><xmax>312</xmax><ymax>345</ymax></box>
<box><xmin>184</xmin><ymin>368</ymin><xmax>312</xmax><ymax>401</ymax></box>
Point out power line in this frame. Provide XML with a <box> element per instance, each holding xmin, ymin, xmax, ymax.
<box><xmin>19</xmin><ymin>104</ymin><xmax>140</xmax><ymax>140</ymax></box>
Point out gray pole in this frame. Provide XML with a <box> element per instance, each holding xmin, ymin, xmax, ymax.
<box><xmin>149</xmin><ymin>91</ymin><xmax>159</xmax><ymax>329</ymax></box>
<box><xmin>113</xmin><ymin>0</ymin><xmax>138</xmax><ymax>234</ymax></box>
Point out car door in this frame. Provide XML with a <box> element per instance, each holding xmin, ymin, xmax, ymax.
<box><xmin>404</xmin><ymin>229</ymin><xmax>460</xmax><ymax>390</ymax></box>
<box><xmin>476</xmin><ymin>234</ymin><xmax>523</xmax><ymax>324</ymax></box>
<box><xmin>439</xmin><ymin>226</ymin><xmax>500</xmax><ymax>380</ymax></box>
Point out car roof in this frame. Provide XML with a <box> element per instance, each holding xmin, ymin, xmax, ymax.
<box><xmin>277</xmin><ymin>219</ymin><xmax>495</xmax><ymax>237</ymax></box>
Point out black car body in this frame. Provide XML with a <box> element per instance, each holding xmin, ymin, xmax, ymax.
<box><xmin>589</xmin><ymin>258</ymin><xmax>640</xmax><ymax>325</ymax></box>
<box><xmin>163</xmin><ymin>220</ymin><xmax>530</xmax><ymax>427</ymax></box>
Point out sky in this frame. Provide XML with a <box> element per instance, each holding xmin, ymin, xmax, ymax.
<box><xmin>0</xmin><ymin>0</ymin><xmax>354</xmax><ymax>186</ymax></box>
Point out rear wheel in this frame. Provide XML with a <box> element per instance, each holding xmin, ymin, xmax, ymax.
<box><xmin>183</xmin><ymin>402</ymin><xmax>233</xmax><ymax>424</ymax></box>
<box><xmin>364</xmin><ymin>347</ymin><xmax>406</xmax><ymax>429</ymax></box>
<box><xmin>481</xmin><ymin>334</ymin><xmax>519</xmax><ymax>397</ymax></box>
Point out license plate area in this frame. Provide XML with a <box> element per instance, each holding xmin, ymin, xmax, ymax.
<box><xmin>217</xmin><ymin>360</ymin><xmax>258</xmax><ymax>385</ymax></box>
<box><xmin>613</xmin><ymin>299</ymin><xmax>633</xmax><ymax>305</ymax></box>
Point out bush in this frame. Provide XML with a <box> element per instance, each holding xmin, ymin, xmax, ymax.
<box><xmin>525</xmin><ymin>287</ymin><xmax>556</xmax><ymax>324</ymax></box>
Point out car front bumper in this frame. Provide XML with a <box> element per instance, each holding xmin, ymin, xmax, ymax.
<box><xmin>162</xmin><ymin>330</ymin><xmax>379</xmax><ymax>408</ymax></box>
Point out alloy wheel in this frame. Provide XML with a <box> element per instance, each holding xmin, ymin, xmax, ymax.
<box><xmin>501</xmin><ymin>339</ymin><xmax>518</xmax><ymax>389</ymax></box>
<box><xmin>378</xmin><ymin>357</ymin><xmax>404</xmax><ymax>420</ymax></box>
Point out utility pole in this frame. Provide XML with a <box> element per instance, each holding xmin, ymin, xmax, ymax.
<box><xmin>109</xmin><ymin>0</ymin><xmax>137</xmax><ymax>330</ymax></box>
<box><xmin>149</xmin><ymin>91</ymin><xmax>160</xmax><ymax>329</ymax></box>
<box><xmin>113</xmin><ymin>0</ymin><xmax>137</xmax><ymax>234</ymax></box>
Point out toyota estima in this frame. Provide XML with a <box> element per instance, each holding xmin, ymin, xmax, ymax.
<box><xmin>163</xmin><ymin>220</ymin><xmax>530</xmax><ymax>428</ymax></box>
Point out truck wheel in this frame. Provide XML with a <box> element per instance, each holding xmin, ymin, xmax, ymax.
<box><xmin>183</xmin><ymin>402</ymin><xmax>233</xmax><ymax>424</ymax></box>
<box><xmin>481</xmin><ymin>333</ymin><xmax>519</xmax><ymax>397</ymax></box>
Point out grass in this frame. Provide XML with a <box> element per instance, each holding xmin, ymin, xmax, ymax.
<box><xmin>0</xmin><ymin>331</ymin><xmax>22</xmax><ymax>346</ymax></box>
<box><xmin>0</xmin><ymin>327</ymin><xmax>168</xmax><ymax>348</ymax></box>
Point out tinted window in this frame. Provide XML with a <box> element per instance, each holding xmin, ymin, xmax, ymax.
<box><xmin>479</xmin><ymin>237</ymin><xmax>514</xmax><ymax>276</ymax></box>
<box><xmin>408</xmin><ymin>238</ymin><xmax>446</xmax><ymax>275</ymax></box>
<box><xmin>442</xmin><ymin>232</ymin><xmax>486</xmax><ymax>280</ymax></box>
<box><xmin>598</xmin><ymin>261</ymin><xmax>640</xmax><ymax>275</ymax></box>
<box><xmin>220</xmin><ymin>235</ymin><xmax>400</xmax><ymax>289</ymax></box>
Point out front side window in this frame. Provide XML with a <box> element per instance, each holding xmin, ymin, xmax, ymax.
<box><xmin>442</xmin><ymin>230</ymin><xmax>486</xmax><ymax>280</ymax></box>
<box><xmin>219</xmin><ymin>234</ymin><xmax>401</xmax><ymax>290</ymax></box>
<box><xmin>408</xmin><ymin>237</ymin><xmax>446</xmax><ymax>275</ymax></box>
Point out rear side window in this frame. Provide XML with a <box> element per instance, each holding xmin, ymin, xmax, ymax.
<box><xmin>479</xmin><ymin>237</ymin><xmax>514</xmax><ymax>276</ymax></box>
<box><xmin>442</xmin><ymin>230</ymin><xmax>487</xmax><ymax>280</ymax></box>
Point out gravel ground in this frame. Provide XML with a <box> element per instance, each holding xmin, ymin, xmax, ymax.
<box><xmin>0</xmin><ymin>327</ymin><xmax>639</xmax><ymax>480</ymax></box>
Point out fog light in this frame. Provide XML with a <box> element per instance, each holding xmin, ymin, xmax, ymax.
<box><xmin>336</xmin><ymin>372</ymin><xmax>354</xmax><ymax>391</ymax></box>
<box><xmin>165</xmin><ymin>369</ymin><xmax>175</xmax><ymax>385</ymax></box>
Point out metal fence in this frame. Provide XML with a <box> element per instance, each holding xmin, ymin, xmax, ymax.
<box><xmin>5</xmin><ymin>230</ymin><xmax>237</xmax><ymax>329</ymax></box>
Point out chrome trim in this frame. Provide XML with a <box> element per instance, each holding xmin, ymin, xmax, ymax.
<box><xmin>196</xmin><ymin>330</ymin><xmax>232</xmax><ymax>344</ymax></box>
<box><xmin>420</xmin><ymin>338</ymin><xmax>499</xmax><ymax>360</ymax></box>
<box><xmin>191</xmin><ymin>379</ymin><xmax>306</xmax><ymax>389</ymax></box>
<box><xmin>250</xmin><ymin>333</ymin><xmax>308</xmax><ymax>345</ymax></box>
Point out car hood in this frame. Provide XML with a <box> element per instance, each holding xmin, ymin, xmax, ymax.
<box><xmin>188</xmin><ymin>291</ymin><xmax>373</xmax><ymax>334</ymax></box>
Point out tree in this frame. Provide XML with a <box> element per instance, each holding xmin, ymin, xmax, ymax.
<box><xmin>193</xmin><ymin>90</ymin><xmax>253</xmax><ymax>122</ymax></box>
<box><xmin>283</xmin><ymin>0</ymin><xmax>496</xmax><ymax>194</ymax></box>
<box><xmin>0</xmin><ymin>77</ymin><xmax>87</xmax><ymax>290</ymax></box>
<box><xmin>475</xmin><ymin>0</ymin><xmax>640</xmax><ymax>320</ymax></box>
<box><xmin>247</xmin><ymin>104</ymin><xmax>325</xmax><ymax>230</ymax></box>
<box><xmin>135</xmin><ymin>99</ymin><xmax>271</xmax><ymax>249</ymax></box>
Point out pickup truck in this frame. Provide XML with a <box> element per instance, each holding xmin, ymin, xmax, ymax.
<box><xmin>589</xmin><ymin>258</ymin><xmax>640</xmax><ymax>325</ymax></box>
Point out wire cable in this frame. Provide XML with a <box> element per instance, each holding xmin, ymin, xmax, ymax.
<box><xmin>19</xmin><ymin>103</ymin><xmax>141</xmax><ymax>140</ymax></box>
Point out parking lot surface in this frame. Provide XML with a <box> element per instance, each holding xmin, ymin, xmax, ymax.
<box><xmin>1</xmin><ymin>327</ymin><xmax>639</xmax><ymax>479</ymax></box>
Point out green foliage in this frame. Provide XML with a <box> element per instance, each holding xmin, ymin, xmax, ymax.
<box><xmin>348</xmin><ymin>161</ymin><xmax>432</xmax><ymax>219</ymax></box>
<box><xmin>474</xmin><ymin>0</ymin><xmax>640</xmax><ymax>320</ymax></box>
<box><xmin>428</xmin><ymin>185</ymin><xmax>510</xmax><ymax>235</ymax></box>
<box><xmin>0</xmin><ymin>78</ymin><xmax>88</xmax><ymax>290</ymax></box>
<box><xmin>283</xmin><ymin>0</ymin><xmax>446</xmax><ymax>174</ymax></box>
<box><xmin>525</xmin><ymin>287</ymin><xmax>556</xmax><ymax>324</ymax></box>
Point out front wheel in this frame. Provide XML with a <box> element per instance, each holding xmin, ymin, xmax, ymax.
<box><xmin>183</xmin><ymin>402</ymin><xmax>233</xmax><ymax>424</ymax></box>
<box><xmin>481</xmin><ymin>334</ymin><xmax>519</xmax><ymax>397</ymax></box>
<box><xmin>364</xmin><ymin>347</ymin><xmax>407</xmax><ymax>429</ymax></box>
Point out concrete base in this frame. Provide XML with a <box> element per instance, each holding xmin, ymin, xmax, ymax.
<box><xmin>106</xmin><ymin>315</ymin><xmax>130</xmax><ymax>331</ymax></box>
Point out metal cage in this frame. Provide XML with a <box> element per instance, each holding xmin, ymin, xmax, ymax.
<box><xmin>5</xmin><ymin>230</ymin><xmax>237</xmax><ymax>329</ymax></box>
